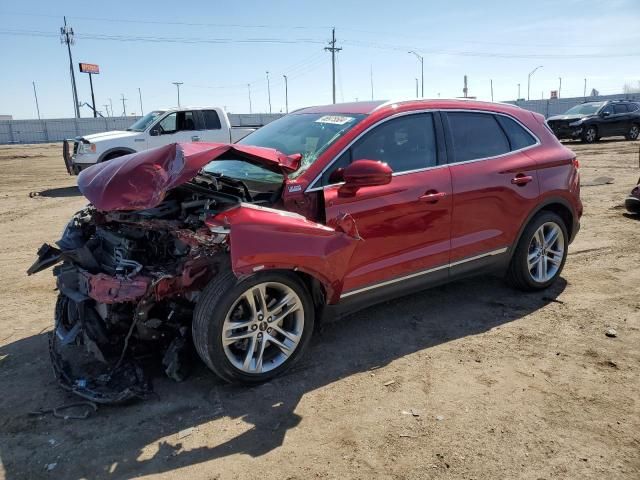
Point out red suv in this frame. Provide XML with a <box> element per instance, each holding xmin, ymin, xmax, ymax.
<box><xmin>30</xmin><ymin>99</ymin><xmax>582</xmax><ymax>401</ymax></box>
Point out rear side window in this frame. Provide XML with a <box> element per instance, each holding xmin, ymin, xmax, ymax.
<box><xmin>614</xmin><ymin>104</ymin><xmax>628</xmax><ymax>114</ymax></box>
<box><xmin>446</xmin><ymin>112</ymin><xmax>510</xmax><ymax>162</ymax></box>
<box><xmin>628</xmin><ymin>103</ymin><xmax>639</xmax><ymax>112</ymax></box>
<box><xmin>202</xmin><ymin>110</ymin><xmax>222</xmax><ymax>130</ymax></box>
<box><xmin>496</xmin><ymin>115</ymin><xmax>537</xmax><ymax>150</ymax></box>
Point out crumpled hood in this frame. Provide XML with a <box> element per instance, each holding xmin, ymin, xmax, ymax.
<box><xmin>77</xmin><ymin>142</ymin><xmax>301</xmax><ymax>211</ymax></box>
<box><xmin>547</xmin><ymin>114</ymin><xmax>588</xmax><ymax>122</ymax></box>
<box><xmin>82</xmin><ymin>130</ymin><xmax>141</xmax><ymax>142</ymax></box>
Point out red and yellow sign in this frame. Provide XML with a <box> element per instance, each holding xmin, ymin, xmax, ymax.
<box><xmin>79</xmin><ymin>63</ymin><xmax>100</xmax><ymax>74</ymax></box>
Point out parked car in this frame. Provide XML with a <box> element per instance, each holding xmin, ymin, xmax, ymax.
<box><xmin>546</xmin><ymin>100</ymin><xmax>640</xmax><ymax>143</ymax></box>
<box><xmin>625</xmin><ymin>178</ymin><xmax>640</xmax><ymax>214</ymax></box>
<box><xmin>62</xmin><ymin>106</ymin><xmax>264</xmax><ymax>174</ymax></box>
<box><xmin>30</xmin><ymin>99</ymin><xmax>582</xmax><ymax>402</ymax></box>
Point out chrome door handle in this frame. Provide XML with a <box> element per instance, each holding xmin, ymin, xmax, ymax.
<box><xmin>511</xmin><ymin>174</ymin><xmax>533</xmax><ymax>186</ymax></box>
<box><xmin>419</xmin><ymin>191</ymin><xmax>447</xmax><ymax>203</ymax></box>
<box><xmin>191</xmin><ymin>135</ymin><xmax>201</xmax><ymax>141</ymax></box>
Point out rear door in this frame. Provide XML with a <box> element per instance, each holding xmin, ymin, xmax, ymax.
<box><xmin>612</xmin><ymin>103</ymin><xmax>630</xmax><ymax>135</ymax></box>
<box><xmin>321</xmin><ymin>112</ymin><xmax>453</xmax><ymax>297</ymax></box>
<box><xmin>444</xmin><ymin>111</ymin><xmax>540</xmax><ymax>271</ymax></box>
<box><xmin>198</xmin><ymin>109</ymin><xmax>228</xmax><ymax>142</ymax></box>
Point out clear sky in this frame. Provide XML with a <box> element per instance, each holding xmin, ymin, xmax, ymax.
<box><xmin>2</xmin><ymin>0</ymin><xmax>639</xmax><ymax>119</ymax></box>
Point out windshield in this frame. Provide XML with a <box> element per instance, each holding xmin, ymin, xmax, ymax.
<box><xmin>236</xmin><ymin>113</ymin><xmax>366</xmax><ymax>178</ymax></box>
<box><xmin>203</xmin><ymin>160</ymin><xmax>284</xmax><ymax>185</ymax></box>
<box><xmin>127</xmin><ymin>110</ymin><xmax>165</xmax><ymax>132</ymax></box>
<box><xmin>564</xmin><ymin>103</ymin><xmax>604</xmax><ymax>116</ymax></box>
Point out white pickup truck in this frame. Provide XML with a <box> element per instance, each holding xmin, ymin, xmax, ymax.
<box><xmin>63</xmin><ymin>106</ymin><xmax>262</xmax><ymax>174</ymax></box>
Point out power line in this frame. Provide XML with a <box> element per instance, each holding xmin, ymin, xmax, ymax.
<box><xmin>3</xmin><ymin>28</ymin><xmax>639</xmax><ymax>58</ymax></box>
<box><xmin>3</xmin><ymin>11</ymin><xmax>332</xmax><ymax>30</ymax></box>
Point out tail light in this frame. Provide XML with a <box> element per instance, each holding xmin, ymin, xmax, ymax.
<box><xmin>572</xmin><ymin>157</ymin><xmax>580</xmax><ymax>170</ymax></box>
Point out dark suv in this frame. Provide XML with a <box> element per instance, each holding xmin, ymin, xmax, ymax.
<box><xmin>547</xmin><ymin>100</ymin><xmax>640</xmax><ymax>143</ymax></box>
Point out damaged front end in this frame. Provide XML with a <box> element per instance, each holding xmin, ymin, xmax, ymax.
<box><xmin>29</xmin><ymin>142</ymin><xmax>359</xmax><ymax>403</ymax></box>
<box><xmin>30</xmin><ymin>196</ymin><xmax>230</xmax><ymax>403</ymax></box>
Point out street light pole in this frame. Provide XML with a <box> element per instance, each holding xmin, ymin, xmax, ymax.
<box><xmin>283</xmin><ymin>75</ymin><xmax>289</xmax><ymax>113</ymax></box>
<box><xmin>247</xmin><ymin>84</ymin><xmax>252</xmax><ymax>114</ymax></box>
<box><xmin>408</xmin><ymin>51</ymin><xmax>424</xmax><ymax>97</ymax></box>
<box><xmin>266</xmin><ymin>71</ymin><xmax>272</xmax><ymax>114</ymax></box>
<box><xmin>138</xmin><ymin>87</ymin><xmax>144</xmax><ymax>115</ymax></box>
<box><xmin>415</xmin><ymin>78</ymin><xmax>419</xmax><ymax>98</ymax></box>
<box><xmin>517</xmin><ymin>83</ymin><xmax>521</xmax><ymax>100</ymax></box>
<box><xmin>32</xmin><ymin>81</ymin><xmax>41</xmax><ymax>120</ymax></box>
<box><xmin>172</xmin><ymin>82</ymin><xmax>183</xmax><ymax>108</ymax></box>
<box><xmin>527</xmin><ymin>65</ymin><xmax>543</xmax><ymax>101</ymax></box>
<box><xmin>558</xmin><ymin>77</ymin><xmax>562</xmax><ymax>99</ymax></box>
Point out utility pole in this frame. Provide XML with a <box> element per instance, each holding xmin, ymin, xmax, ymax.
<box><xmin>172</xmin><ymin>82</ymin><xmax>183</xmax><ymax>108</ymax></box>
<box><xmin>527</xmin><ymin>65</ymin><xmax>543</xmax><ymax>101</ymax></box>
<box><xmin>415</xmin><ymin>78</ymin><xmax>419</xmax><ymax>98</ymax></box>
<box><xmin>32</xmin><ymin>81</ymin><xmax>41</xmax><ymax>120</ymax></box>
<box><xmin>103</xmin><ymin>104</ymin><xmax>110</xmax><ymax>117</ymax></box>
<box><xmin>109</xmin><ymin>98</ymin><xmax>114</xmax><ymax>117</ymax></box>
<box><xmin>60</xmin><ymin>17</ymin><xmax>80</xmax><ymax>118</ymax></box>
<box><xmin>408</xmin><ymin>51</ymin><xmax>424</xmax><ymax>97</ymax></box>
<box><xmin>370</xmin><ymin>65</ymin><xmax>374</xmax><ymax>100</ymax></box>
<box><xmin>138</xmin><ymin>88</ymin><xmax>144</xmax><ymax>115</ymax></box>
<box><xmin>558</xmin><ymin>77</ymin><xmax>562</xmax><ymax>99</ymax></box>
<box><xmin>247</xmin><ymin>84</ymin><xmax>252</xmax><ymax>114</ymax></box>
<box><xmin>120</xmin><ymin>94</ymin><xmax>127</xmax><ymax>116</ymax></box>
<box><xmin>266</xmin><ymin>71</ymin><xmax>272</xmax><ymax>114</ymax></box>
<box><xmin>517</xmin><ymin>83</ymin><xmax>521</xmax><ymax>100</ymax></box>
<box><xmin>490</xmin><ymin>79</ymin><xmax>494</xmax><ymax>102</ymax></box>
<box><xmin>463</xmin><ymin>75</ymin><xmax>468</xmax><ymax>98</ymax></box>
<box><xmin>324</xmin><ymin>28</ymin><xmax>342</xmax><ymax>104</ymax></box>
<box><xmin>283</xmin><ymin>75</ymin><xmax>289</xmax><ymax>113</ymax></box>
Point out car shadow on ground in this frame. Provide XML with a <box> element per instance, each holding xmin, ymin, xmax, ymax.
<box><xmin>29</xmin><ymin>186</ymin><xmax>81</xmax><ymax>198</ymax></box>
<box><xmin>0</xmin><ymin>275</ymin><xmax>566</xmax><ymax>479</ymax></box>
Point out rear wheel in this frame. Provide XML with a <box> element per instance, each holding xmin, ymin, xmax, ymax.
<box><xmin>192</xmin><ymin>270</ymin><xmax>314</xmax><ymax>384</ymax></box>
<box><xmin>582</xmin><ymin>126</ymin><xmax>598</xmax><ymax>143</ymax></box>
<box><xmin>626</xmin><ymin>123</ymin><xmax>639</xmax><ymax>141</ymax></box>
<box><xmin>506</xmin><ymin>211</ymin><xmax>568</xmax><ymax>291</ymax></box>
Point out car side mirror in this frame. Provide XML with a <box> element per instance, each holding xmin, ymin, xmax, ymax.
<box><xmin>601</xmin><ymin>111</ymin><xmax>611</xmax><ymax>118</ymax></box>
<box><xmin>149</xmin><ymin>128</ymin><xmax>160</xmax><ymax>136</ymax></box>
<box><xmin>338</xmin><ymin>159</ymin><xmax>392</xmax><ymax>197</ymax></box>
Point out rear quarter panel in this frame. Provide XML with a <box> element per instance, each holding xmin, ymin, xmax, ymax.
<box><xmin>524</xmin><ymin>112</ymin><xmax>582</xmax><ymax>220</ymax></box>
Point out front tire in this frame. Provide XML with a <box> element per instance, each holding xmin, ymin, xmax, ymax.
<box><xmin>192</xmin><ymin>270</ymin><xmax>314</xmax><ymax>384</ymax></box>
<box><xmin>582</xmin><ymin>126</ymin><xmax>598</xmax><ymax>143</ymax></box>
<box><xmin>625</xmin><ymin>123</ymin><xmax>639</xmax><ymax>141</ymax></box>
<box><xmin>506</xmin><ymin>211</ymin><xmax>569</xmax><ymax>291</ymax></box>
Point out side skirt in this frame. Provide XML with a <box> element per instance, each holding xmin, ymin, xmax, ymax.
<box><xmin>321</xmin><ymin>247</ymin><xmax>510</xmax><ymax>322</ymax></box>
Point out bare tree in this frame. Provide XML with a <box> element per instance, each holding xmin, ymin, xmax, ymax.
<box><xmin>622</xmin><ymin>81</ymin><xmax>640</xmax><ymax>94</ymax></box>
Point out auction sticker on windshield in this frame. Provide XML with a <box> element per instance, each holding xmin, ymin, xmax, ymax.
<box><xmin>315</xmin><ymin>115</ymin><xmax>355</xmax><ymax>125</ymax></box>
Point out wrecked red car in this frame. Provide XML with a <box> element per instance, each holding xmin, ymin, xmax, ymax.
<box><xmin>29</xmin><ymin>100</ymin><xmax>582</xmax><ymax>403</ymax></box>
<box><xmin>625</xmin><ymin>178</ymin><xmax>640</xmax><ymax>214</ymax></box>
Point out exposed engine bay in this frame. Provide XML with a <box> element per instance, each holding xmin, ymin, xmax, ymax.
<box><xmin>29</xmin><ymin>171</ymin><xmax>280</xmax><ymax>403</ymax></box>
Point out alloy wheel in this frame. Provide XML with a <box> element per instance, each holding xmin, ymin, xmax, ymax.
<box><xmin>629</xmin><ymin>125</ymin><xmax>639</xmax><ymax>140</ymax></box>
<box><xmin>527</xmin><ymin>222</ymin><xmax>565</xmax><ymax>283</ymax></box>
<box><xmin>221</xmin><ymin>282</ymin><xmax>304</xmax><ymax>374</ymax></box>
<box><xmin>585</xmin><ymin>127</ymin><xmax>597</xmax><ymax>143</ymax></box>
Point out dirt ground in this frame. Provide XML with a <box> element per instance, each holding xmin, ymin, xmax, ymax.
<box><xmin>0</xmin><ymin>140</ymin><xmax>638</xmax><ymax>480</ymax></box>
